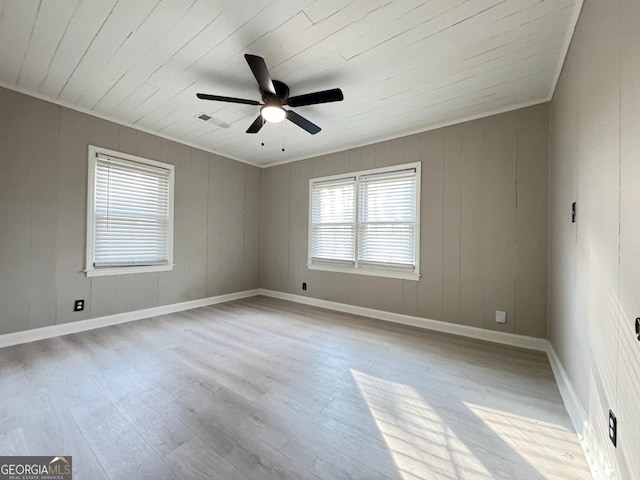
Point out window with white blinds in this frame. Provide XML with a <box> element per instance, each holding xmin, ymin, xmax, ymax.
<box><xmin>86</xmin><ymin>146</ymin><xmax>174</xmax><ymax>277</ymax></box>
<box><xmin>311</xmin><ymin>178</ymin><xmax>356</xmax><ymax>263</ymax></box>
<box><xmin>309</xmin><ymin>162</ymin><xmax>420</xmax><ymax>280</ymax></box>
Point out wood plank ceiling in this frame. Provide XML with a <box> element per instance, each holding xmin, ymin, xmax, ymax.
<box><xmin>0</xmin><ymin>0</ymin><xmax>581</xmax><ymax>166</ymax></box>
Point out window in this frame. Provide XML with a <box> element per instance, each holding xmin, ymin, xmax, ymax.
<box><xmin>85</xmin><ymin>146</ymin><xmax>174</xmax><ymax>277</ymax></box>
<box><xmin>309</xmin><ymin>162</ymin><xmax>420</xmax><ymax>280</ymax></box>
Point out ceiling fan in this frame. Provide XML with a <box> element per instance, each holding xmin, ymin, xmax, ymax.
<box><xmin>196</xmin><ymin>54</ymin><xmax>344</xmax><ymax>135</ymax></box>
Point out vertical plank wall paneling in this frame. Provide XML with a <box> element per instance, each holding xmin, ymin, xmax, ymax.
<box><xmin>549</xmin><ymin>0</ymin><xmax>640</xmax><ymax>478</ymax></box>
<box><xmin>618</xmin><ymin>0</ymin><xmax>640</xmax><ymax>474</ymax></box>
<box><xmin>187</xmin><ymin>149</ymin><xmax>210</xmax><ymax>300</ymax></box>
<box><xmin>441</xmin><ymin>127</ymin><xmax>463</xmax><ymax>325</ymax></box>
<box><xmin>0</xmin><ymin>88</ymin><xmax>54</xmax><ymax>333</ymax></box>
<box><xmin>459</xmin><ymin>121</ymin><xmax>488</xmax><ymax>330</ymax></box>
<box><xmin>0</xmin><ymin>87</ymin><xmax>261</xmax><ymax>336</ymax></box>
<box><xmin>416</xmin><ymin>131</ymin><xmax>444</xmax><ymax>321</ymax></box>
<box><xmin>25</xmin><ymin>93</ymin><xmax>59</xmax><ymax>329</ymax></box>
<box><xmin>261</xmin><ymin>104</ymin><xmax>549</xmax><ymax>338</ymax></box>
<box><xmin>515</xmin><ymin>105</ymin><xmax>550</xmax><ymax>338</ymax></box>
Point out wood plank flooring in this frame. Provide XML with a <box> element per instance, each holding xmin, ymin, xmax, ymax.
<box><xmin>0</xmin><ymin>296</ymin><xmax>590</xmax><ymax>480</ymax></box>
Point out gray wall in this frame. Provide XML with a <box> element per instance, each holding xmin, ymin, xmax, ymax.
<box><xmin>548</xmin><ymin>0</ymin><xmax>640</xmax><ymax>478</ymax></box>
<box><xmin>0</xmin><ymin>87</ymin><xmax>261</xmax><ymax>335</ymax></box>
<box><xmin>261</xmin><ymin>104</ymin><xmax>549</xmax><ymax>338</ymax></box>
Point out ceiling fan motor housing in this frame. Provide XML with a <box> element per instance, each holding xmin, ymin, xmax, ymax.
<box><xmin>262</xmin><ymin>80</ymin><xmax>290</xmax><ymax>105</ymax></box>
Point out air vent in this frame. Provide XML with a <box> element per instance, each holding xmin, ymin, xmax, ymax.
<box><xmin>195</xmin><ymin>113</ymin><xmax>230</xmax><ymax>128</ymax></box>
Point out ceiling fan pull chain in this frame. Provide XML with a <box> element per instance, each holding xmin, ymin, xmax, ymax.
<box><xmin>281</xmin><ymin>120</ymin><xmax>285</xmax><ymax>152</ymax></box>
<box><xmin>261</xmin><ymin>121</ymin><xmax>265</xmax><ymax>146</ymax></box>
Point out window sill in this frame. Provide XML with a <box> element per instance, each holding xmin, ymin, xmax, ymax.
<box><xmin>307</xmin><ymin>263</ymin><xmax>420</xmax><ymax>281</ymax></box>
<box><xmin>85</xmin><ymin>264</ymin><xmax>174</xmax><ymax>277</ymax></box>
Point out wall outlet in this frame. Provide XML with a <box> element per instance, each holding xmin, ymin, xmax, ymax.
<box><xmin>302</xmin><ymin>282</ymin><xmax>307</xmax><ymax>291</ymax></box>
<box><xmin>609</xmin><ymin>410</ymin><xmax>617</xmax><ymax>447</ymax></box>
<box><xmin>495</xmin><ymin>310</ymin><xmax>507</xmax><ymax>324</ymax></box>
<box><xmin>73</xmin><ymin>299</ymin><xmax>84</xmax><ymax>312</ymax></box>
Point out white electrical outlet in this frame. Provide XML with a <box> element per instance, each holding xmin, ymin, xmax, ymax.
<box><xmin>495</xmin><ymin>310</ymin><xmax>507</xmax><ymax>324</ymax></box>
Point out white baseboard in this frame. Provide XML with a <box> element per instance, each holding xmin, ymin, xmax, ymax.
<box><xmin>1</xmin><ymin>287</ymin><xmax>547</xmax><ymax>351</ymax></box>
<box><xmin>258</xmin><ymin>289</ymin><xmax>548</xmax><ymax>351</ymax></box>
<box><xmin>546</xmin><ymin>341</ymin><xmax>615</xmax><ymax>480</ymax></box>
<box><xmin>0</xmin><ymin>289</ymin><xmax>260</xmax><ymax>349</ymax></box>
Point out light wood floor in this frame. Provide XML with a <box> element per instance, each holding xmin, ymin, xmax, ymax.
<box><xmin>0</xmin><ymin>296</ymin><xmax>590</xmax><ymax>480</ymax></box>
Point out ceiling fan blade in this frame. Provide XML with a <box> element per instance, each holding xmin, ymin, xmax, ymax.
<box><xmin>196</xmin><ymin>93</ymin><xmax>260</xmax><ymax>106</ymax></box>
<box><xmin>246</xmin><ymin>115</ymin><xmax>265</xmax><ymax>134</ymax></box>
<box><xmin>244</xmin><ymin>54</ymin><xmax>276</xmax><ymax>95</ymax></box>
<box><xmin>286</xmin><ymin>110</ymin><xmax>321</xmax><ymax>135</ymax></box>
<box><xmin>287</xmin><ymin>88</ymin><xmax>344</xmax><ymax>107</ymax></box>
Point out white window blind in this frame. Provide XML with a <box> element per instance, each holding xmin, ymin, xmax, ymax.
<box><xmin>311</xmin><ymin>178</ymin><xmax>355</xmax><ymax>263</ymax></box>
<box><xmin>358</xmin><ymin>169</ymin><xmax>417</xmax><ymax>269</ymax></box>
<box><xmin>94</xmin><ymin>154</ymin><xmax>171</xmax><ymax>266</ymax></box>
<box><xmin>309</xmin><ymin>162</ymin><xmax>420</xmax><ymax>280</ymax></box>
<box><xmin>86</xmin><ymin>146</ymin><xmax>174</xmax><ymax>277</ymax></box>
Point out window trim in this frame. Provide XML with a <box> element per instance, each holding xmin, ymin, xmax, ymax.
<box><xmin>308</xmin><ymin>162</ymin><xmax>421</xmax><ymax>281</ymax></box>
<box><xmin>85</xmin><ymin>145</ymin><xmax>175</xmax><ymax>278</ymax></box>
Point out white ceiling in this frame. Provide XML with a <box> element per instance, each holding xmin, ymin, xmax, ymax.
<box><xmin>0</xmin><ymin>0</ymin><xmax>581</xmax><ymax>167</ymax></box>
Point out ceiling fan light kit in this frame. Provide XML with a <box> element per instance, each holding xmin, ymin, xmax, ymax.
<box><xmin>197</xmin><ymin>54</ymin><xmax>344</xmax><ymax>137</ymax></box>
<box><xmin>261</xmin><ymin>103</ymin><xmax>286</xmax><ymax>123</ymax></box>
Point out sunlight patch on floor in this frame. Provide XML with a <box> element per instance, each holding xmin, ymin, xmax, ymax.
<box><xmin>462</xmin><ymin>401</ymin><xmax>591</xmax><ymax>480</ymax></box>
<box><xmin>351</xmin><ymin>369</ymin><xmax>495</xmax><ymax>480</ymax></box>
